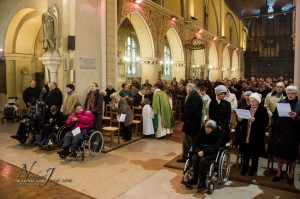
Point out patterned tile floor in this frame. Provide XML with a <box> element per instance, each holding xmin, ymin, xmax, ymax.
<box><xmin>0</xmin><ymin>121</ymin><xmax>299</xmax><ymax>199</ymax></box>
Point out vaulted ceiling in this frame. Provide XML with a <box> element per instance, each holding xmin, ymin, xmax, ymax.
<box><xmin>224</xmin><ymin>0</ymin><xmax>294</xmax><ymax>18</ymax></box>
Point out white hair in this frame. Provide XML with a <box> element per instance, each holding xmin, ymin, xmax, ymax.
<box><xmin>286</xmin><ymin>86</ymin><xmax>299</xmax><ymax>94</ymax></box>
<box><xmin>205</xmin><ymin>120</ymin><xmax>217</xmax><ymax>130</ymax></box>
<box><xmin>186</xmin><ymin>83</ymin><xmax>197</xmax><ymax>91</ymax></box>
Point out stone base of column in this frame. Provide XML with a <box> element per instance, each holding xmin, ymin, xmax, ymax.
<box><xmin>39</xmin><ymin>51</ymin><xmax>61</xmax><ymax>83</ymax></box>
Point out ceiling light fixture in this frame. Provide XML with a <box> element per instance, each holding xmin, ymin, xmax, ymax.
<box><xmin>171</xmin><ymin>16</ymin><xmax>178</xmax><ymax>21</ymax></box>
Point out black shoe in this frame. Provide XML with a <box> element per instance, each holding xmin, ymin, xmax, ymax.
<box><xmin>10</xmin><ymin>135</ymin><xmax>19</xmax><ymax>139</ymax></box>
<box><xmin>57</xmin><ymin>147</ymin><xmax>69</xmax><ymax>156</ymax></box>
<box><xmin>287</xmin><ymin>178</ymin><xmax>294</xmax><ymax>185</ymax></box>
<box><xmin>188</xmin><ymin>178</ymin><xmax>198</xmax><ymax>185</ymax></box>
<box><xmin>176</xmin><ymin>157</ymin><xmax>187</xmax><ymax>163</ymax></box>
<box><xmin>272</xmin><ymin>175</ymin><xmax>282</xmax><ymax>182</ymax></box>
<box><xmin>124</xmin><ymin>138</ymin><xmax>131</xmax><ymax>141</ymax></box>
<box><xmin>248</xmin><ymin>170</ymin><xmax>256</xmax><ymax>176</ymax></box>
<box><xmin>70</xmin><ymin>152</ymin><xmax>77</xmax><ymax>157</ymax></box>
<box><xmin>240</xmin><ymin>170</ymin><xmax>247</xmax><ymax>176</ymax></box>
<box><xmin>197</xmin><ymin>182</ymin><xmax>207</xmax><ymax>190</ymax></box>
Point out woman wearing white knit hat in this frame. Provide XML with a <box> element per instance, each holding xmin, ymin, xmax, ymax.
<box><xmin>237</xmin><ymin>92</ymin><xmax>269</xmax><ymax>176</ymax></box>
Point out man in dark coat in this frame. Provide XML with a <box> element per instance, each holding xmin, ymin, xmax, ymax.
<box><xmin>23</xmin><ymin>80</ymin><xmax>40</xmax><ymax>107</ymax></box>
<box><xmin>209</xmin><ymin>85</ymin><xmax>231</xmax><ymax>145</ymax></box>
<box><xmin>177</xmin><ymin>83</ymin><xmax>203</xmax><ymax>163</ymax></box>
<box><xmin>46</xmin><ymin>82</ymin><xmax>63</xmax><ymax>110</ymax></box>
<box><xmin>230</xmin><ymin>78</ymin><xmax>243</xmax><ymax>101</ymax></box>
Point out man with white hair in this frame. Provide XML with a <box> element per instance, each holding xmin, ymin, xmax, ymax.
<box><xmin>264</xmin><ymin>82</ymin><xmax>286</xmax><ymax>119</ymax></box>
<box><xmin>177</xmin><ymin>83</ymin><xmax>203</xmax><ymax>163</ymax></box>
<box><xmin>151</xmin><ymin>84</ymin><xmax>174</xmax><ymax>138</ymax></box>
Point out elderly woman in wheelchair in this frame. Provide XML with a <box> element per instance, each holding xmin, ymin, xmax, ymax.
<box><xmin>57</xmin><ymin>103</ymin><xmax>94</xmax><ymax>157</ymax></box>
<box><xmin>183</xmin><ymin>120</ymin><xmax>230</xmax><ymax>193</ymax></box>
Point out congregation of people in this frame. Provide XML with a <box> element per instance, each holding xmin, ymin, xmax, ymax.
<box><xmin>9</xmin><ymin>76</ymin><xmax>300</xmax><ymax>189</ymax></box>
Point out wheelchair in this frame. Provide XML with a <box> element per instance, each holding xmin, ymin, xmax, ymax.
<box><xmin>181</xmin><ymin>146</ymin><xmax>231</xmax><ymax>194</ymax></box>
<box><xmin>57</xmin><ymin>126</ymin><xmax>104</xmax><ymax>161</ymax></box>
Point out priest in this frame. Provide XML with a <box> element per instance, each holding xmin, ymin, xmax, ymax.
<box><xmin>151</xmin><ymin>84</ymin><xmax>174</xmax><ymax>138</ymax></box>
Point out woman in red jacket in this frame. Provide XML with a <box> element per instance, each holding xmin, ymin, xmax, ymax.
<box><xmin>57</xmin><ymin>103</ymin><xmax>94</xmax><ymax>157</ymax></box>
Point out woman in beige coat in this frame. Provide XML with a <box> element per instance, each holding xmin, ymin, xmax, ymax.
<box><xmin>63</xmin><ymin>84</ymin><xmax>79</xmax><ymax>116</ymax></box>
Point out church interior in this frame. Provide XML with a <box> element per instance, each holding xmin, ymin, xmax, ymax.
<box><xmin>0</xmin><ymin>0</ymin><xmax>300</xmax><ymax>198</ymax></box>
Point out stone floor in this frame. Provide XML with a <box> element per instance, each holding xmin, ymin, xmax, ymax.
<box><xmin>0</xmin><ymin>121</ymin><xmax>299</xmax><ymax>199</ymax></box>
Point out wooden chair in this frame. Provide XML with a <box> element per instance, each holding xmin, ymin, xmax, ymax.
<box><xmin>102</xmin><ymin>104</ymin><xmax>111</xmax><ymax>126</ymax></box>
<box><xmin>132</xmin><ymin>106</ymin><xmax>142</xmax><ymax>136</ymax></box>
<box><xmin>102</xmin><ymin>112</ymin><xmax>120</xmax><ymax>147</ymax></box>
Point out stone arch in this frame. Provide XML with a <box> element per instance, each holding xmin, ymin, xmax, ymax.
<box><xmin>4</xmin><ymin>8</ymin><xmax>43</xmax><ymax>106</ymax></box>
<box><xmin>207</xmin><ymin>0</ymin><xmax>219</xmax><ymax>36</ymax></box>
<box><xmin>231</xmin><ymin>49</ymin><xmax>240</xmax><ymax>79</ymax></box>
<box><xmin>222</xmin><ymin>46</ymin><xmax>231</xmax><ymax>79</ymax></box>
<box><xmin>119</xmin><ymin>11</ymin><xmax>155</xmax><ymax>58</ymax></box>
<box><xmin>242</xmin><ymin>27</ymin><xmax>248</xmax><ymax>51</ymax></box>
<box><xmin>224</xmin><ymin>12</ymin><xmax>239</xmax><ymax>46</ymax></box>
<box><xmin>5</xmin><ymin>8</ymin><xmax>41</xmax><ymax>54</ymax></box>
<box><xmin>208</xmin><ymin>44</ymin><xmax>220</xmax><ymax>81</ymax></box>
<box><xmin>165</xmin><ymin>27</ymin><xmax>185</xmax><ymax>80</ymax></box>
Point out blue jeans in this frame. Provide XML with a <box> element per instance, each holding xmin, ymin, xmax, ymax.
<box><xmin>62</xmin><ymin>132</ymin><xmax>85</xmax><ymax>153</ymax></box>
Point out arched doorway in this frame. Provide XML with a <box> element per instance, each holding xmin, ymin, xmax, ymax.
<box><xmin>165</xmin><ymin>28</ymin><xmax>185</xmax><ymax>80</ymax></box>
<box><xmin>231</xmin><ymin>50</ymin><xmax>240</xmax><ymax>79</ymax></box>
<box><xmin>208</xmin><ymin>44</ymin><xmax>220</xmax><ymax>81</ymax></box>
<box><xmin>222</xmin><ymin>46</ymin><xmax>230</xmax><ymax>79</ymax></box>
<box><xmin>5</xmin><ymin>8</ymin><xmax>44</xmax><ymax>106</ymax></box>
<box><xmin>117</xmin><ymin>11</ymin><xmax>155</xmax><ymax>86</ymax></box>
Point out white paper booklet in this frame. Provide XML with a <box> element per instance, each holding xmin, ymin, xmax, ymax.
<box><xmin>119</xmin><ymin>114</ymin><xmax>126</xmax><ymax>122</ymax></box>
<box><xmin>235</xmin><ymin>109</ymin><xmax>251</xmax><ymax>119</ymax></box>
<box><xmin>72</xmin><ymin>127</ymin><xmax>81</xmax><ymax>136</ymax></box>
<box><xmin>276</xmin><ymin>103</ymin><xmax>291</xmax><ymax>117</ymax></box>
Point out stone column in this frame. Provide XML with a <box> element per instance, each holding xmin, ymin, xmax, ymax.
<box><xmin>141</xmin><ymin>59</ymin><xmax>159</xmax><ymax>85</ymax></box>
<box><xmin>209</xmin><ymin>68</ymin><xmax>222</xmax><ymax>82</ymax></box>
<box><xmin>294</xmin><ymin>0</ymin><xmax>300</xmax><ymax>88</ymax></box>
<box><xmin>39</xmin><ymin>51</ymin><xmax>61</xmax><ymax>83</ymax></box>
<box><xmin>172</xmin><ymin>62</ymin><xmax>186</xmax><ymax>81</ymax></box>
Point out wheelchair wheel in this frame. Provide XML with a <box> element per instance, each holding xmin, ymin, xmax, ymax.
<box><xmin>181</xmin><ymin>158</ymin><xmax>193</xmax><ymax>188</ymax></box>
<box><xmin>88</xmin><ymin>131</ymin><xmax>104</xmax><ymax>156</ymax></box>
<box><xmin>218</xmin><ymin>149</ymin><xmax>231</xmax><ymax>184</ymax></box>
<box><xmin>57</xmin><ymin>125</ymin><xmax>71</xmax><ymax>146</ymax></box>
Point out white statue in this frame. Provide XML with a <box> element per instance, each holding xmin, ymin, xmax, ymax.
<box><xmin>42</xmin><ymin>5</ymin><xmax>58</xmax><ymax>52</ymax></box>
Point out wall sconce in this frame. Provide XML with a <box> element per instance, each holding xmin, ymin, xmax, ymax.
<box><xmin>0</xmin><ymin>48</ymin><xmax>4</xmax><ymax>52</ymax></box>
<box><xmin>133</xmin><ymin>0</ymin><xmax>143</xmax><ymax>4</ymax></box>
<box><xmin>222</xmin><ymin>68</ymin><xmax>227</xmax><ymax>71</ymax></box>
<box><xmin>208</xmin><ymin>65</ymin><xmax>213</xmax><ymax>70</ymax></box>
<box><xmin>231</xmin><ymin>68</ymin><xmax>237</xmax><ymax>72</ymax></box>
<box><xmin>226</xmin><ymin>43</ymin><xmax>230</xmax><ymax>47</ymax></box>
<box><xmin>213</xmin><ymin>36</ymin><xmax>218</xmax><ymax>41</ymax></box>
<box><xmin>171</xmin><ymin>16</ymin><xmax>178</xmax><ymax>21</ymax></box>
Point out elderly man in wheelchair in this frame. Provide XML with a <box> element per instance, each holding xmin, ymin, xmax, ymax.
<box><xmin>57</xmin><ymin>103</ymin><xmax>94</xmax><ymax>157</ymax></box>
<box><xmin>182</xmin><ymin>120</ymin><xmax>230</xmax><ymax>193</ymax></box>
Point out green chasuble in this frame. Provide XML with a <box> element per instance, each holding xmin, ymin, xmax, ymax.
<box><xmin>152</xmin><ymin>90</ymin><xmax>174</xmax><ymax>129</ymax></box>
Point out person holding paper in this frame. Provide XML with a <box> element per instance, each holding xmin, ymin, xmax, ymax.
<box><xmin>237</xmin><ymin>93</ymin><xmax>269</xmax><ymax>176</ymax></box>
<box><xmin>110</xmin><ymin>92</ymin><xmax>133</xmax><ymax>141</ymax></box>
<box><xmin>57</xmin><ymin>103</ymin><xmax>94</xmax><ymax>157</ymax></box>
<box><xmin>268</xmin><ymin>86</ymin><xmax>300</xmax><ymax>185</ymax></box>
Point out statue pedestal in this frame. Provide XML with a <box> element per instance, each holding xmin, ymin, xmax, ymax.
<box><xmin>39</xmin><ymin>51</ymin><xmax>61</xmax><ymax>83</ymax></box>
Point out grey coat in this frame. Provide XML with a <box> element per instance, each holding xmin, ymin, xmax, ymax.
<box><xmin>111</xmin><ymin>99</ymin><xmax>133</xmax><ymax>126</ymax></box>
